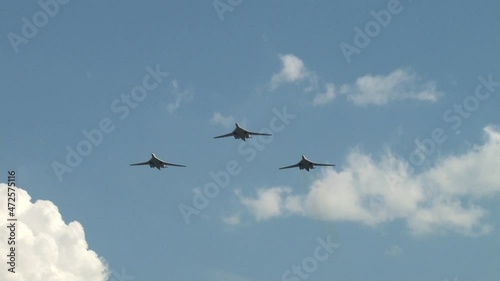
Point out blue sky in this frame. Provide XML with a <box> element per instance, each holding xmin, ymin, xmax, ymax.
<box><xmin>1</xmin><ymin>0</ymin><xmax>500</xmax><ymax>280</ymax></box>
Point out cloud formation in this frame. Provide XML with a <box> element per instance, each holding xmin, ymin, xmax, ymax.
<box><xmin>312</xmin><ymin>83</ymin><xmax>336</xmax><ymax>106</ymax></box>
<box><xmin>237</xmin><ymin>187</ymin><xmax>293</xmax><ymax>221</ymax></box>
<box><xmin>0</xmin><ymin>184</ymin><xmax>108</xmax><ymax>281</ymax></box>
<box><xmin>166</xmin><ymin>80</ymin><xmax>193</xmax><ymax>114</ymax></box>
<box><xmin>339</xmin><ymin>68</ymin><xmax>441</xmax><ymax>106</ymax></box>
<box><xmin>268</xmin><ymin>54</ymin><xmax>442</xmax><ymax>107</ymax></box>
<box><xmin>210</xmin><ymin>112</ymin><xmax>237</xmax><ymax>129</ymax></box>
<box><xmin>222</xmin><ymin>213</ymin><xmax>242</xmax><ymax>226</ymax></box>
<box><xmin>236</xmin><ymin>126</ymin><xmax>500</xmax><ymax>236</ymax></box>
<box><xmin>270</xmin><ymin>54</ymin><xmax>310</xmax><ymax>89</ymax></box>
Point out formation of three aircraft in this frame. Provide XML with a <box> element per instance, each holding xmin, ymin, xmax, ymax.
<box><xmin>130</xmin><ymin>123</ymin><xmax>335</xmax><ymax>171</ymax></box>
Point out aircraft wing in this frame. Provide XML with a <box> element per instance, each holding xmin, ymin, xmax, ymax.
<box><xmin>247</xmin><ymin>131</ymin><xmax>272</xmax><ymax>136</ymax></box>
<box><xmin>279</xmin><ymin>163</ymin><xmax>300</xmax><ymax>170</ymax></box>
<box><xmin>130</xmin><ymin>161</ymin><xmax>150</xmax><ymax>166</ymax></box>
<box><xmin>160</xmin><ymin>161</ymin><xmax>186</xmax><ymax>167</ymax></box>
<box><xmin>312</xmin><ymin>162</ymin><xmax>335</xmax><ymax>167</ymax></box>
<box><xmin>214</xmin><ymin>132</ymin><xmax>234</xmax><ymax>139</ymax></box>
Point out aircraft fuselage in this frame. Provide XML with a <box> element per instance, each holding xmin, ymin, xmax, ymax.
<box><xmin>298</xmin><ymin>159</ymin><xmax>314</xmax><ymax>171</ymax></box>
<box><xmin>232</xmin><ymin>127</ymin><xmax>251</xmax><ymax>141</ymax></box>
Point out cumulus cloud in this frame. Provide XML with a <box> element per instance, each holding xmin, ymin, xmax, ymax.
<box><xmin>210</xmin><ymin>112</ymin><xmax>237</xmax><ymax>129</ymax></box>
<box><xmin>268</xmin><ymin>55</ymin><xmax>441</xmax><ymax>107</ymax></box>
<box><xmin>424</xmin><ymin>126</ymin><xmax>500</xmax><ymax>197</ymax></box>
<box><xmin>0</xmin><ymin>184</ymin><xmax>108</xmax><ymax>281</ymax></box>
<box><xmin>236</xmin><ymin>126</ymin><xmax>500</xmax><ymax>236</ymax></box>
<box><xmin>313</xmin><ymin>83</ymin><xmax>336</xmax><ymax>106</ymax></box>
<box><xmin>340</xmin><ymin>69</ymin><xmax>442</xmax><ymax>106</ymax></box>
<box><xmin>270</xmin><ymin>54</ymin><xmax>318</xmax><ymax>91</ymax></box>
<box><xmin>236</xmin><ymin>188</ymin><xmax>295</xmax><ymax>221</ymax></box>
<box><xmin>166</xmin><ymin>80</ymin><xmax>193</xmax><ymax>114</ymax></box>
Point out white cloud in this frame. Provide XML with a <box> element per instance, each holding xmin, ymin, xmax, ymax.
<box><xmin>268</xmin><ymin>55</ymin><xmax>441</xmax><ymax>107</ymax></box>
<box><xmin>210</xmin><ymin>112</ymin><xmax>236</xmax><ymax>129</ymax></box>
<box><xmin>270</xmin><ymin>54</ymin><xmax>318</xmax><ymax>91</ymax></box>
<box><xmin>407</xmin><ymin>200</ymin><xmax>490</xmax><ymax>236</ymax></box>
<box><xmin>424</xmin><ymin>125</ymin><xmax>500</xmax><ymax>197</ymax></box>
<box><xmin>340</xmin><ymin>69</ymin><xmax>442</xmax><ymax>106</ymax></box>
<box><xmin>313</xmin><ymin>83</ymin><xmax>336</xmax><ymax>106</ymax></box>
<box><xmin>222</xmin><ymin>214</ymin><xmax>241</xmax><ymax>226</ymax></box>
<box><xmin>237</xmin><ymin>187</ymin><xmax>293</xmax><ymax>221</ymax></box>
<box><xmin>236</xmin><ymin>126</ymin><xmax>500</xmax><ymax>236</ymax></box>
<box><xmin>0</xmin><ymin>184</ymin><xmax>108</xmax><ymax>281</ymax></box>
<box><xmin>166</xmin><ymin>79</ymin><xmax>193</xmax><ymax>114</ymax></box>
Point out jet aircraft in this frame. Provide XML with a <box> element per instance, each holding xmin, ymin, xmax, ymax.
<box><xmin>130</xmin><ymin>153</ymin><xmax>186</xmax><ymax>170</ymax></box>
<box><xmin>279</xmin><ymin>155</ymin><xmax>335</xmax><ymax>171</ymax></box>
<box><xmin>214</xmin><ymin>123</ymin><xmax>271</xmax><ymax>141</ymax></box>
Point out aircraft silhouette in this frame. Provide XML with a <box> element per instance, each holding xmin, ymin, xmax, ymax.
<box><xmin>280</xmin><ymin>155</ymin><xmax>335</xmax><ymax>171</ymax></box>
<box><xmin>130</xmin><ymin>153</ymin><xmax>186</xmax><ymax>170</ymax></box>
<box><xmin>214</xmin><ymin>123</ymin><xmax>271</xmax><ymax>141</ymax></box>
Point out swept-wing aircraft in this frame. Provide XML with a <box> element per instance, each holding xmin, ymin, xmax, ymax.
<box><xmin>214</xmin><ymin>123</ymin><xmax>271</xmax><ymax>141</ymax></box>
<box><xmin>130</xmin><ymin>153</ymin><xmax>186</xmax><ymax>170</ymax></box>
<box><xmin>279</xmin><ymin>155</ymin><xmax>335</xmax><ymax>171</ymax></box>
